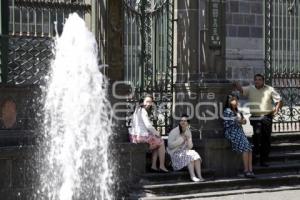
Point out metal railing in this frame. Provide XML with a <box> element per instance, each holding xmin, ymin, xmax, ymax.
<box><xmin>0</xmin><ymin>0</ymin><xmax>110</xmax><ymax>85</ymax></box>
<box><xmin>265</xmin><ymin>0</ymin><xmax>300</xmax><ymax>132</ymax></box>
<box><xmin>124</xmin><ymin>0</ymin><xmax>173</xmax><ymax>134</ymax></box>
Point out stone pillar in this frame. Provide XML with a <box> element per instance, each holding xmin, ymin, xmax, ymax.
<box><xmin>0</xmin><ymin>0</ymin><xmax>9</xmax><ymax>83</ymax></box>
<box><xmin>175</xmin><ymin>0</ymin><xmax>226</xmax><ymax>82</ymax></box>
<box><xmin>93</xmin><ymin>0</ymin><xmax>123</xmax><ymax>81</ymax></box>
<box><xmin>176</xmin><ymin>0</ymin><xmax>200</xmax><ymax>82</ymax></box>
<box><xmin>201</xmin><ymin>0</ymin><xmax>226</xmax><ymax>80</ymax></box>
<box><xmin>174</xmin><ymin>0</ymin><xmax>240</xmax><ymax>176</ymax></box>
<box><xmin>174</xmin><ymin>83</ymin><xmax>240</xmax><ymax>176</ymax></box>
<box><xmin>225</xmin><ymin>0</ymin><xmax>264</xmax><ymax>83</ymax></box>
<box><xmin>106</xmin><ymin>0</ymin><xmax>123</xmax><ymax>81</ymax></box>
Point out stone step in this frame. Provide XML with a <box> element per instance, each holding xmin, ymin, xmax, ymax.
<box><xmin>141</xmin><ymin>169</ymin><xmax>215</xmax><ymax>183</ymax></box>
<box><xmin>134</xmin><ymin>184</ymin><xmax>300</xmax><ymax>200</ymax></box>
<box><xmin>271</xmin><ymin>132</ymin><xmax>300</xmax><ymax>144</ymax></box>
<box><xmin>0</xmin><ymin>130</ymin><xmax>36</xmax><ymax>147</ymax></box>
<box><xmin>271</xmin><ymin>143</ymin><xmax>300</xmax><ymax>152</ymax></box>
<box><xmin>253</xmin><ymin>163</ymin><xmax>300</xmax><ymax>174</ymax></box>
<box><xmin>130</xmin><ymin>173</ymin><xmax>300</xmax><ymax>199</ymax></box>
<box><xmin>257</xmin><ymin>151</ymin><xmax>300</xmax><ymax>163</ymax></box>
<box><xmin>141</xmin><ymin>163</ymin><xmax>300</xmax><ymax>184</ymax></box>
<box><xmin>0</xmin><ymin>145</ymin><xmax>35</xmax><ymax>158</ymax></box>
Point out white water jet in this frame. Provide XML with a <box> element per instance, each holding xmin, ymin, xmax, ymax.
<box><xmin>39</xmin><ymin>13</ymin><xmax>114</xmax><ymax>200</ymax></box>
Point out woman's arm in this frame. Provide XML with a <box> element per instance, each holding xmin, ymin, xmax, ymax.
<box><xmin>168</xmin><ymin>128</ymin><xmax>184</xmax><ymax>149</ymax></box>
<box><xmin>237</xmin><ymin>112</ymin><xmax>247</xmax><ymax>125</ymax></box>
<box><xmin>186</xmin><ymin>129</ymin><xmax>193</xmax><ymax>149</ymax></box>
<box><xmin>223</xmin><ymin>109</ymin><xmax>237</xmax><ymax>128</ymax></box>
<box><xmin>141</xmin><ymin>108</ymin><xmax>160</xmax><ymax>136</ymax></box>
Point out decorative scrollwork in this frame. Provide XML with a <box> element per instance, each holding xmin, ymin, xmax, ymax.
<box><xmin>15</xmin><ymin>0</ymin><xmax>91</xmax><ymax>11</ymax></box>
<box><xmin>7</xmin><ymin>36</ymin><xmax>53</xmax><ymax>85</ymax></box>
<box><xmin>265</xmin><ymin>0</ymin><xmax>300</xmax><ymax>132</ymax></box>
<box><xmin>124</xmin><ymin>0</ymin><xmax>173</xmax><ymax>134</ymax></box>
<box><xmin>273</xmin><ymin>87</ymin><xmax>300</xmax><ymax>132</ymax></box>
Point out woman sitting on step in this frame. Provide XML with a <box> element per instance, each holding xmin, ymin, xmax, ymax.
<box><xmin>129</xmin><ymin>94</ymin><xmax>168</xmax><ymax>173</ymax></box>
<box><xmin>223</xmin><ymin>94</ymin><xmax>255</xmax><ymax>178</ymax></box>
<box><xmin>167</xmin><ymin>114</ymin><xmax>204</xmax><ymax>182</ymax></box>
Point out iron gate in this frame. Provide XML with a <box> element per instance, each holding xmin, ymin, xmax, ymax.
<box><xmin>123</xmin><ymin>0</ymin><xmax>173</xmax><ymax>134</ymax></box>
<box><xmin>0</xmin><ymin>0</ymin><xmax>104</xmax><ymax>85</ymax></box>
<box><xmin>265</xmin><ymin>0</ymin><xmax>300</xmax><ymax>132</ymax></box>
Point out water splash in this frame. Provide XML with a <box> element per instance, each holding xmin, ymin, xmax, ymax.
<box><xmin>38</xmin><ymin>13</ymin><xmax>114</xmax><ymax>200</ymax></box>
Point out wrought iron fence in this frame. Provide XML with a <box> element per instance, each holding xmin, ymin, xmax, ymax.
<box><xmin>0</xmin><ymin>0</ymin><xmax>109</xmax><ymax>85</ymax></box>
<box><xmin>124</xmin><ymin>0</ymin><xmax>173</xmax><ymax>134</ymax></box>
<box><xmin>265</xmin><ymin>0</ymin><xmax>300</xmax><ymax>132</ymax></box>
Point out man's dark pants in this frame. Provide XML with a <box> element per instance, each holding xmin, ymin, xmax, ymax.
<box><xmin>250</xmin><ymin>114</ymin><xmax>273</xmax><ymax>165</ymax></box>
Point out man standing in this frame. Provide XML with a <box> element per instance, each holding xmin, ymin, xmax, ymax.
<box><xmin>233</xmin><ymin>74</ymin><xmax>283</xmax><ymax>167</ymax></box>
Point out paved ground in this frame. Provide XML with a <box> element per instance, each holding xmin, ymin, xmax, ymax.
<box><xmin>194</xmin><ymin>189</ymin><xmax>300</xmax><ymax>200</ymax></box>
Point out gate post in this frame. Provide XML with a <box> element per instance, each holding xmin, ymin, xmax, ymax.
<box><xmin>0</xmin><ymin>0</ymin><xmax>9</xmax><ymax>83</ymax></box>
<box><xmin>174</xmin><ymin>0</ymin><xmax>240</xmax><ymax>176</ymax></box>
<box><xmin>107</xmin><ymin>0</ymin><xmax>124</xmax><ymax>81</ymax></box>
<box><xmin>264</xmin><ymin>0</ymin><xmax>272</xmax><ymax>85</ymax></box>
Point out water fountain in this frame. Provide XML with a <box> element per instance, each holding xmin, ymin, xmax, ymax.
<box><xmin>37</xmin><ymin>13</ymin><xmax>114</xmax><ymax>200</ymax></box>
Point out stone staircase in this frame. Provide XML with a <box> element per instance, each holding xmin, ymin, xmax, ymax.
<box><xmin>0</xmin><ymin>130</ymin><xmax>37</xmax><ymax>147</ymax></box>
<box><xmin>128</xmin><ymin>132</ymin><xmax>300</xmax><ymax>200</ymax></box>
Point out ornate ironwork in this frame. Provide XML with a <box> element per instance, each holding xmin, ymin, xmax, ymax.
<box><xmin>15</xmin><ymin>0</ymin><xmax>91</xmax><ymax>11</ymax></box>
<box><xmin>265</xmin><ymin>0</ymin><xmax>300</xmax><ymax>132</ymax></box>
<box><xmin>273</xmin><ymin>87</ymin><xmax>300</xmax><ymax>132</ymax></box>
<box><xmin>264</xmin><ymin>0</ymin><xmax>272</xmax><ymax>84</ymax></box>
<box><xmin>7</xmin><ymin>36</ymin><xmax>53</xmax><ymax>85</ymax></box>
<box><xmin>124</xmin><ymin>0</ymin><xmax>174</xmax><ymax>134</ymax></box>
<box><xmin>0</xmin><ymin>0</ymin><xmax>92</xmax><ymax>85</ymax></box>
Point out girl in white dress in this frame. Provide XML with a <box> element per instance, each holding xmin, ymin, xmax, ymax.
<box><xmin>129</xmin><ymin>94</ymin><xmax>168</xmax><ymax>172</ymax></box>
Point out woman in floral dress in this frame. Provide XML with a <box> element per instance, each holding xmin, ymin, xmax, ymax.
<box><xmin>223</xmin><ymin>95</ymin><xmax>255</xmax><ymax>178</ymax></box>
<box><xmin>167</xmin><ymin>114</ymin><xmax>204</xmax><ymax>182</ymax></box>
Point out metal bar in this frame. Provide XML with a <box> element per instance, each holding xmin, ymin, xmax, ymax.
<box><xmin>164</xmin><ymin>3</ymin><xmax>167</xmax><ymax>91</ymax></box>
<box><xmin>281</xmin><ymin>1</ymin><xmax>284</xmax><ymax>77</ymax></box>
<box><xmin>12</xmin><ymin>0</ymin><xmax>15</xmax><ymax>35</ymax></box>
<box><xmin>130</xmin><ymin>11</ymin><xmax>133</xmax><ymax>84</ymax></box>
<box><xmin>0</xmin><ymin>0</ymin><xmax>9</xmax><ymax>83</ymax></box>
<box><xmin>293</xmin><ymin>2</ymin><xmax>296</xmax><ymax>76</ymax></box>
<box><xmin>276</xmin><ymin>0</ymin><xmax>279</xmax><ymax>76</ymax></box>
<box><xmin>48</xmin><ymin>9</ymin><xmax>51</xmax><ymax>37</ymax></box>
<box><xmin>285</xmin><ymin>0</ymin><xmax>287</xmax><ymax>76</ymax></box>
<box><xmin>140</xmin><ymin>0</ymin><xmax>146</xmax><ymax>91</ymax></box>
<box><xmin>41</xmin><ymin>7</ymin><xmax>44</xmax><ymax>36</ymax></box>
<box><xmin>20</xmin><ymin>7</ymin><xmax>23</xmax><ymax>35</ymax></box>
<box><xmin>160</xmin><ymin>5</ymin><xmax>163</xmax><ymax>90</ymax></box>
<box><xmin>34</xmin><ymin>7</ymin><xmax>37</xmax><ymax>36</ymax></box>
<box><xmin>134</xmin><ymin>14</ymin><xmax>138</xmax><ymax>86</ymax></box>
<box><xmin>264</xmin><ymin>0</ymin><xmax>272</xmax><ymax>84</ymax></box>
<box><xmin>169</xmin><ymin>0</ymin><xmax>174</xmax><ymax>129</ymax></box>
<box><xmin>125</xmin><ymin>10</ymin><xmax>129</xmax><ymax>82</ymax></box>
<box><xmin>154</xmin><ymin>12</ymin><xmax>157</xmax><ymax>89</ymax></box>
<box><xmin>289</xmin><ymin>2</ymin><xmax>292</xmax><ymax>77</ymax></box>
<box><xmin>273</xmin><ymin>0</ymin><xmax>276</xmax><ymax>77</ymax></box>
<box><xmin>26</xmin><ymin>7</ymin><xmax>29</xmax><ymax>36</ymax></box>
<box><xmin>298</xmin><ymin>0</ymin><xmax>300</xmax><ymax>77</ymax></box>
